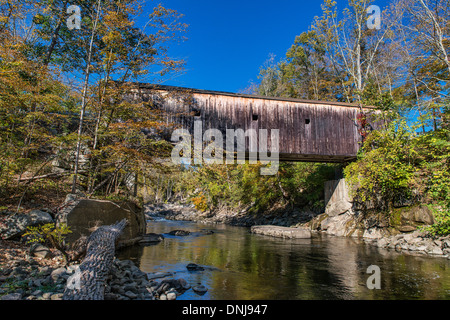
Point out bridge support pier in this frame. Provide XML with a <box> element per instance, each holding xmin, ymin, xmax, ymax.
<box><xmin>324</xmin><ymin>179</ymin><xmax>353</xmax><ymax>217</ymax></box>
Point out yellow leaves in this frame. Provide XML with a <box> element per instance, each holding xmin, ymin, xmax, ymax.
<box><xmin>102</xmin><ymin>30</ymin><xmax>123</xmax><ymax>46</ymax></box>
<box><xmin>191</xmin><ymin>193</ymin><xmax>208</xmax><ymax>212</ymax></box>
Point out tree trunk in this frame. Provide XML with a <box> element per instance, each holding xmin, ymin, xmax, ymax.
<box><xmin>72</xmin><ymin>0</ymin><xmax>102</xmax><ymax>194</ymax></box>
<box><xmin>43</xmin><ymin>0</ymin><xmax>69</xmax><ymax>66</ymax></box>
<box><xmin>63</xmin><ymin>219</ymin><xmax>127</xmax><ymax>300</ymax></box>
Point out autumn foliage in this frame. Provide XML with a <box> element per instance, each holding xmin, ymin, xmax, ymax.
<box><xmin>0</xmin><ymin>0</ymin><xmax>187</xmax><ymax>210</ymax></box>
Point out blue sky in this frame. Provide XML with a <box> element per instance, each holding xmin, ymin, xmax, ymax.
<box><xmin>145</xmin><ymin>0</ymin><xmax>325</xmax><ymax>93</ymax></box>
<box><xmin>143</xmin><ymin>0</ymin><xmax>390</xmax><ymax>94</ymax></box>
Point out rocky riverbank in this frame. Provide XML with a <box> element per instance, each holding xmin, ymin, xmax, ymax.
<box><xmin>0</xmin><ymin>239</ymin><xmax>200</xmax><ymax>300</ymax></box>
<box><xmin>145</xmin><ymin>203</ymin><xmax>318</xmax><ymax>227</ymax></box>
<box><xmin>363</xmin><ymin>230</ymin><xmax>450</xmax><ymax>257</ymax></box>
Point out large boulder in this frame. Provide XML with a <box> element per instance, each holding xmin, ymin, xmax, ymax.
<box><xmin>56</xmin><ymin>196</ymin><xmax>146</xmax><ymax>247</ymax></box>
<box><xmin>0</xmin><ymin>210</ymin><xmax>54</xmax><ymax>240</ymax></box>
<box><xmin>390</xmin><ymin>205</ymin><xmax>435</xmax><ymax>232</ymax></box>
<box><xmin>320</xmin><ymin>211</ymin><xmax>360</xmax><ymax>237</ymax></box>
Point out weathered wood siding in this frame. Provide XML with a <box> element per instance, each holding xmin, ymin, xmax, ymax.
<box><xmin>125</xmin><ymin>84</ymin><xmax>378</xmax><ymax>163</ymax></box>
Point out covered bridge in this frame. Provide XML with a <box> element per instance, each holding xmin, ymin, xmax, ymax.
<box><xmin>124</xmin><ymin>83</ymin><xmax>380</xmax><ymax>163</ymax></box>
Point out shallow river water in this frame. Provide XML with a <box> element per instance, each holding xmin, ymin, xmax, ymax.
<box><xmin>117</xmin><ymin>219</ymin><xmax>450</xmax><ymax>300</ymax></box>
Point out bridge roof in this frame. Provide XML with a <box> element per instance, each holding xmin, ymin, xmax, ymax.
<box><xmin>129</xmin><ymin>82</ymin><xmax>376</xmax><ymax>110</ymax></box>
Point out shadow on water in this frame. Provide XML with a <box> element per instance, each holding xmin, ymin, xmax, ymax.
<box><xmin>117</xmin><ymin>220</ymin><xmax>450</xmax><ymax>300</ymax></box>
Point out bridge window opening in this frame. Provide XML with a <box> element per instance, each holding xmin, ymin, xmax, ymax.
<box><xmin>252</xmin><ymin>114</ymin><xmax>259</xmax><ymax>121</ymax></box>
<box><xmin>305</xmin><ymin>119</ymin><xmax>311</xmax><ymax>125</ymax></box>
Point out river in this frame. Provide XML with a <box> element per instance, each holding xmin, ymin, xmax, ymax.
<box><xmin>117</xmin><ymin>219</ymin><xmax>450</xmax><ymax>300</ymax></box>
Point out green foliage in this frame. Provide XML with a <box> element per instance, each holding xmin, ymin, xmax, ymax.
<box><xmin>344</xmin><ymin>119</ymin><xmax>417</xmax><ymax>210</ymax></box>
<box><xmin>423</xmin><ymin>204</ymin><xmax>450</xmax><ymax>237</ymax></box>
<box><xmin>23</xmin><ymin>223</ymin><xmax>72</xmax><ymax>249</ymax></box>
<box><xmin>175</xmin><ymin>162</ymin><xmax>338</xmax><ymax>214</ymax></box>
<box><xmin>344</xmin><ymin>115</ymin><xmax>450</xmax><ymax>236</ymax></box>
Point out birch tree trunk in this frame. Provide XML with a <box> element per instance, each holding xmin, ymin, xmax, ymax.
<box><xmin>71</xmin><ymin>0</ymin><xmax>102</xmax><ymax>194</ymax></box>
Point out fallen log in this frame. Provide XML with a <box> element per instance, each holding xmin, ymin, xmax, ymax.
<box><xmin>63</xmin><ymin>219</ymin><xmax>127</xmax><ymax>300</ymax></box>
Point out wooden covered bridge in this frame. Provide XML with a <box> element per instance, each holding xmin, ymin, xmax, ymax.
<box><xmin>124</xmin><ymin>83</ymin><xmax>379</xmax><ymax>163</ymax></box>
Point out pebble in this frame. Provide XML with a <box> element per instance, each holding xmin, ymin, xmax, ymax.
<box><xmin>167</xmin><ymin>292</ymin><xmax>177</xmax><ymax>300</ymax></box>
<box><xmin>124</xmin><ymin>291</ymin><xmax>138</xmax><ymax>299</ymax></box>
<box><xmin>51</xmin><ymin>293</ymin><xmax>63</xmax><ymax>300</ymax></box>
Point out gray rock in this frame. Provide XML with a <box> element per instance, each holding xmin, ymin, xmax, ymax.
<box><xmin>139</xmin><ymin>233</ymin><xmax>164</xmax><ymax>244</ymax></box>
<box><xmin>428</xmin><ymin>246</ymin><xmax>443</xmax><ymax>255</ymax></box>
<box><xmin>416</xmin><ymin>245</ymin><xmax>428</xmax><ymax>252</ymax></box>
<box><xmin>132</xmin><ymin>269</ymin><xmax>147</xmax><ymax>279</ymax></box>
<box><xmin>104</xmin><ymin>293</ymin><xmax>118</xmax><ymax>300</ymax></box>
<box><xmin>186</xmin><ymin>263</ymin><xmax>205</xmax><ymax>271</ymax></box>
<box><xmin>50</xmin><ymin>293</ymin><xmax>63</xmax><ymax>300</ymax></box>
<box><xmin>31</xmin><ymin>290</ymin><xmax>43</xmax><ymax>296</ymax></box>
<box><xmin>123</xmin><ymin>283</ymin><xmax>138</xmax><ymax>293</ymax></box>
<box><xmin>320</xmin><ymin>212</ymin><xmax>357</xmax><ymax>237</ymax></box>
<box><xmin>250</xmin><ymin>225</ymin><xmax>311</xmax><ymax>239</ymax></box>
<box><xmin>56</xmin><ymin>198</ymin><xmax>146</xmax><ymax>248</ymax></box>
<box><xmin>112</xmin><ymin>286</ymin><xmax>125</xmax><ymax>295</ymax></box>
<box><xmin>1</xmin><ymin>293</ymin><xmax>22</xmax><ymax>300</ymax></box>
<box><xmin>193</xmin><ymin>285</ymin><xmax>208</xmax><ymax>294</ymax></box>
<box><xmin>124</xmin><ymin>291</ymin><xmax>138</xmax><ymax>299</ymax></box>
<box><xmin>42</xmin><ymin>292</ymin><xmax>52</xmax><ymax>300</ymax></box>
<box><xmin>363</xmin><ymin>228</ymin><xmax>384</xmax><ymax>240</ymax></box>
<box><xmin>30</xmin><ymin>243</ymin><xmax>52</xmax><ymax>259</ymax></box>
<box><xmin>376</xmin><ymin>238</ymin><xmax>389</xmax><ymax>248</ymax></box>
<box><xmin>178</xmin><ymin>278</ymin><xmax>190</xmax><ymax>290</ymax></box>
<box><xmin>0</xmin><ymin>210</ymin><xmax>54</xmax><ymax>240</ymax></box>
<box><xmin>146</xmin><ymin>272</ymin><xmax>174</xmax><ymax>280</ymax></box>
<box><xmin>50</xmin><ymin>267</ymin><xmax>67</xmax><ymax>282</ymax></box>
<box><xmin>442</xmin><ymin>240</ymin><xmax>450</xmax><ymax>249</ymax></box>
<box><xmin>397</xmin><ymin>225</ymin><xmax>417</xmax><ymax>233</ymax></box>
<box><xmin>167</xmin><ymin>230</ymin><xmax>191</xmax><ymax>236</ymax></box>
<box><xmin>167</xmin><ymin>292</ymin><xmax>177</xmax><ymax>300</ymax></box>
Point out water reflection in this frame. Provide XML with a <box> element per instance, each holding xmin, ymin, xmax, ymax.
<box><xmin>117</xmin><ymin>220</ymin><xmax>450</xmax><ymax>300</ymax></box>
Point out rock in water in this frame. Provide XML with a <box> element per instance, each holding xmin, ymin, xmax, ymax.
<box><xmin>250</xmin><ymin>225</ymin><xmax>312</xmax><ymax>239</ymax></box>
<box><xmin>167</xmin><ymin>230</ymin><xmax>191</xmax><ymax>236</ymax></box>
<box><xmin>193</xmin><ymin>285</ymin><xmax>208</xmax><ymax>295</ymax></box>
<box><xmin>186</xmin><ymin>263</ymin><xmax>205</xmax><ymax>271</ymax></box>
<box><xmin>139</xmin><ymin>233</ymin><xmax>164</xmax><ymax>244</ymax></box>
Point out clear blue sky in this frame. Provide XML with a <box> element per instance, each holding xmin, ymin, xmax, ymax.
<box><xmin>144</xmin><ymin>0</ymin><xmax>390</xmax><ymax>94</ymax></box>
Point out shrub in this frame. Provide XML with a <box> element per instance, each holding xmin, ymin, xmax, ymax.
<box><xmin>23</xmin><ymin>223</ymin><xmax>72</xmax><ymax>250</ymax></box>
<box><xmin>344</xmin><ymin>119</ymin><xmax>417</xmax><ymax>210</ymax></box>
<box><xmin>423</xmin><ymin>204</ymin><xmax>450</xmax><ymax>237</ymax></box>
